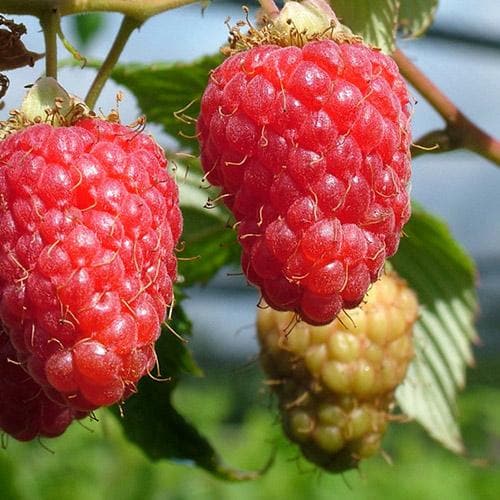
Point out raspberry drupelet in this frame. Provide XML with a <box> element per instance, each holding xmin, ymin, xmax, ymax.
<box><xmin>0</xmin><ymin>329</ymin><xmax>85</xmax><ymax>441</ymax></box>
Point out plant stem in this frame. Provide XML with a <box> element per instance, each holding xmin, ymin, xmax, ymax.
<box><xmin>85</xmin><ymin>16</ymin><xmax>140</xmax><ymax>109</ymax></box>
<box><xmin>394</xmin><ymin>49</ymin><xmax>500</xmax><ymax>167</ymax></box>
<box><xmin>39</xmin><ymin>8</ymin><xmax>59</xmax><ymax>78</ymax></box>
<box><xmin>0</xmin><ymin>0</ymin><xmax>199</xmax><ymax>21</ymax></box>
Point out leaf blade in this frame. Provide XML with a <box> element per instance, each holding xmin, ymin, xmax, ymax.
<box><xmin>175</xmin><ymin>161</ymin><xmax>240</xmax><ymax>284</ymax></box>
<box><xmin>108</xmin><ymin>55</ymin><xmax>223</xmax><ymax>152</ymax></box>
<box><xmin>398</xmin><ymin>0</ymin><xmax>439</xmax><ymax>38</ymax></box>
<box><xmin>331</xmin><ymin>0</ymin><xmax>399</xmax><ymax>53</ymax></box>
<box><xmin>72</xmin><ymin>13</ymin><xmax>106</xmax><ymax>47</ymax></box>
<box><xmin>391</xmin><ymin>204</ymin><xmax>478</xmax><ymax>454</ymax></box>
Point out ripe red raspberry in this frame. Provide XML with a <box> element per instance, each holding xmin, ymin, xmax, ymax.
<box><xmin>0</xmin><ymin>329</ymin><xmax>84</xmax><ymax>441</ymax></box>
<box><xmin>198</xmin><ymin>40</ymin><xmax>411</xmax><ymax>325</ymax></box>
<box><xmin>0</xmin><ymin>117</ymin><xmax>182</xmax><ymax>411</ymax></box>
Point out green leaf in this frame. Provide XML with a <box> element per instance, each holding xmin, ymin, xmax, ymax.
<box><xmin>398</xmin><ymin>0</ymin><xmax>439</xmax><ymax>38</ymax></box>
<box><xmin>113</xmin><ymin>301</ymin><xmax>262</xmax><ymax>480</ymax></box>
<box><xmin>390</xmin><ymin>204</ymin><xmax>478</xmax><ymax>454</ymax></box>
<box><xmin>175</xmin><ymin>161</ymin><xmax>240</xmax><ymax>284</ymax></box>
<box><xmin>157</xmin><ymin>295</ymin><xmax>203</xmax><ymax>378</ymax></box>
<box><xmin>179</xmin><ymin>206</ymin><xmax>240</xmax><ymax>284</ymax></box>
<box><xmin>331</xmin><ymin>0</ymin><xmax>399</xmax><ymax>53</ymax></box>
<box><xmin>72</xmin><ymin>13</ymin><xmax>106</xmax><ymax>47</ymax></box>
<box><xmin>331</xmin><ymin>0</ymin><xmax>438</xmax><ymax>51</ymax></box>
<box><xmin>107</xmin><ymin>54</ymin><xmax>223</xmax><ymax>152</ymax></box>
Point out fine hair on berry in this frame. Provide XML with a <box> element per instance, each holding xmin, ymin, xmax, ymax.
<box><xmin>0</xmin><ymin>117</ymin><xmax>182</xmax><ymax>416</ymax></box>
<box><xmin>198</xmin><ymin>39</ymin><xmax>412</xmax><ymax>325</ymax></box>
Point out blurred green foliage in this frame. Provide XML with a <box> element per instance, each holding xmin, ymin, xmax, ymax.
<box><xmin>1</xmin><ymin>363</ymin><xmax>499</xmax><ymax>500</ymax></box>
<box><xmin>71</xmin><ymin>13</ymin><xmax>106</xmax><ymax>48</ymax></box>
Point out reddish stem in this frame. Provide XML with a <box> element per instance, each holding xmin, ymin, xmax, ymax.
<box><xmin>258</xmin><ymin>0</ymin><xmax>280</xmax><ymax>19</ymax></box>
<box><xmin>394</xmin><ymin>49</ymin><xmax>500</xmax><ymax>167</ymax></box>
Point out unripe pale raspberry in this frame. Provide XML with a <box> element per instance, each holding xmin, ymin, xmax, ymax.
<box><xmin>0</xmin><ymin>117</ymin><xmax>182</xmax><ymax>412</ymax></box>
<box><xmin>0</xmin><ymin>330</ymin><xmax>84</xmax><ymax>441</ymax></box>
<box><xmin>282</xmin><ymin>384</ymin><xmax>390</xmax><ymax>472</ymax></box>
<box><xmin>258</xmin><ymin>272</ymin><xmax>418</xmax><ymax>398</ymax></box>
<box><xmin>257</xmin><ymin>272</ymin><xmax>419</xmax><ymax>472</ymax></box>
<box><xmin>198</xmin><ymin>40</ymin><xmax>412</xmax><ymax>325</ymax></box>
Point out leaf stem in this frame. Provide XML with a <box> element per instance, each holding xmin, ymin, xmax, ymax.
<box><xmin>85</xmin><ymin>16</ymin><xmax>140</xmax><ymax>109</ymax></box>
<box><xmin>58</xmin><ymin>20</ymin><xmax>87</xmax><ymax>67</ymax></box>
<box><xmin>394</xmin><ymin>49</ymin><xmax>500</xmax><ymax>167</ymax></box>
<box><xmin>39</xmin><ymin>7</ymin><xmax>59</xmax><ymax>78</ymax></box>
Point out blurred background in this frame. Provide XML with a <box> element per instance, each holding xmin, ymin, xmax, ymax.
<box><xmin>1</xmin><ymin>0</ymin><xmax>499</xmax><ymax>498</ymax></box>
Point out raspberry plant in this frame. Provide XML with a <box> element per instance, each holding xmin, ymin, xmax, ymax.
<box><xmin>0</xmin><ymin>0</ymin><xmax>496</xmax><ymax>486</ymax></box>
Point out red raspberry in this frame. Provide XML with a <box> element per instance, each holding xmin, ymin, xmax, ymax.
<box><xmin>198</xmin><ymin>40</ymin><xmax>411</xmax><ymax>325</ymax></box>
<box><xmin>0</xmin><ymin>329</ymin><xmax>84</xmax><ymax>441</ymax></box>
<box><xmin>0</xmin><ymin>118</ymin><xmax>182</xmax><ymax>411</ymax></box>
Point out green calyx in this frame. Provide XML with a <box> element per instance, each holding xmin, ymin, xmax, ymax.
<box><xmin>270</xmin><ymin>0</ymin><xmax>356</xmax><ymax>42</ymax></box>
<box><xmin>0</xmin><ymin>77</ymin><xmax>92</xmax><ymax>140</ymax></box>
<box><xmin>225</xmin><ymin>0</ymin><xmax>361</xmax><ymax>55</ymax></box>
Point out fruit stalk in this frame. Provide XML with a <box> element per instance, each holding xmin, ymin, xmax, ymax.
<box><xmin>85</xmin><ymin>15</ymin><xmax>140</xmax><ymax>109</ymax></box>
<box><xmin>39</xmin><ymin>7</ymin><xmax>58</xmax><ymax>78</ymax></box>
<box><xmin>394</xmin><ymin>49</ymin><xmax>500</xmax><ymax>167</ymax></box>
